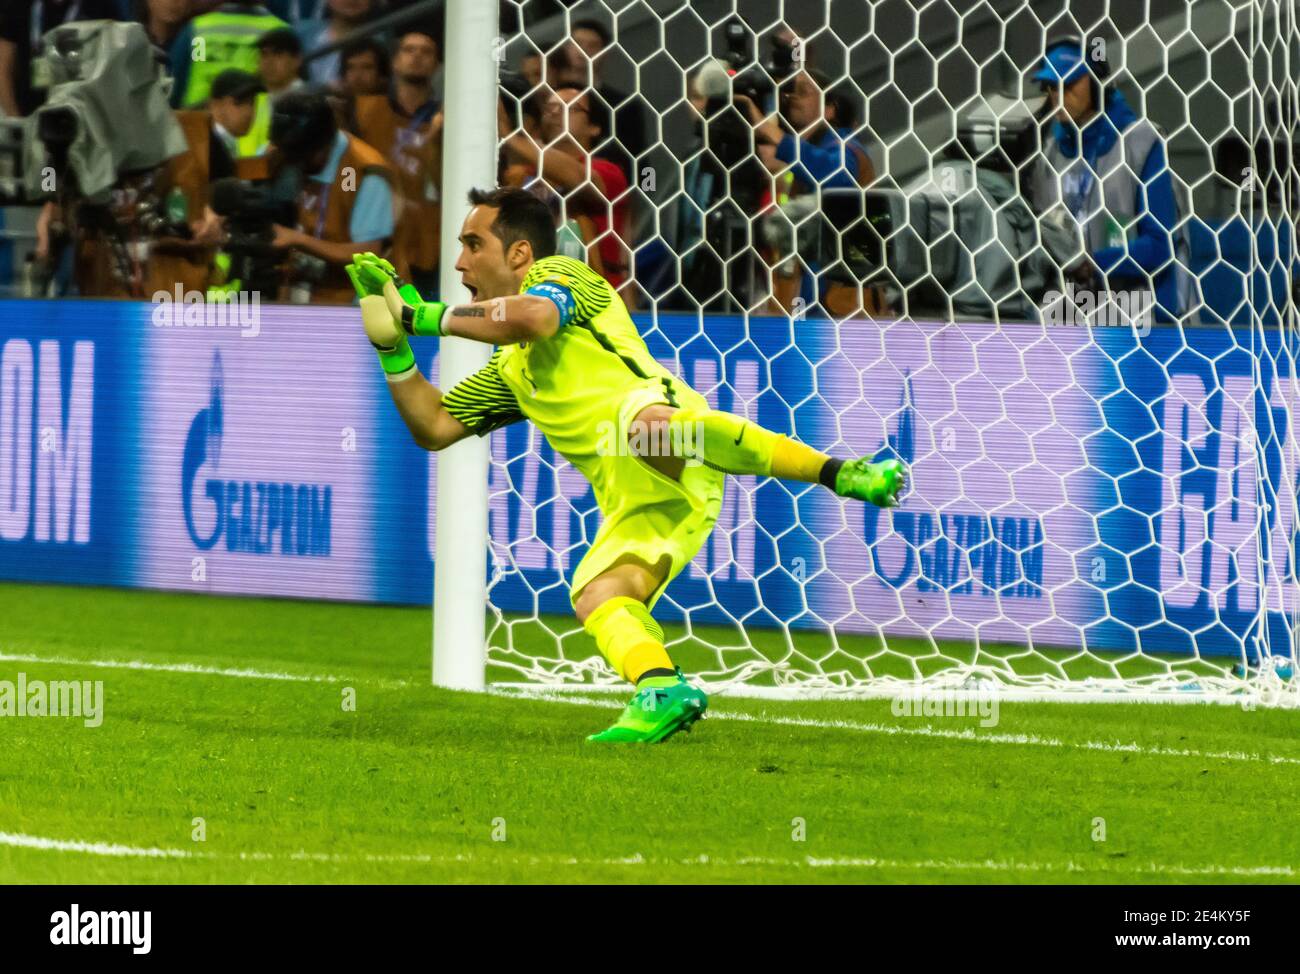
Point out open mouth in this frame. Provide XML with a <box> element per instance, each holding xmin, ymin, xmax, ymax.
<box><xmin>465</xmin><ymin>283</ymin><xmax>479</xmax><ymax>301</ymax></box>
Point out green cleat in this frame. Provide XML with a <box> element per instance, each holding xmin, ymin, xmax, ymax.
<box><xmin>835</xmin><ymin>457</ymin><xmax>909</xmax><ymax>507</ymax></box>
<box><xmin>587</xmin><ymin>668</ymin><xmax>708</xmax><ymax>743</ymax></box>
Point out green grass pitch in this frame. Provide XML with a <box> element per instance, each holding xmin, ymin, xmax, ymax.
<box><xmin>0</xmin><ymin>581</ymin><xmax>1297</xmax><ymax>884</ymax></box>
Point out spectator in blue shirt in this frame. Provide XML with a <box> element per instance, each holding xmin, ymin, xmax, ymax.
<box><xmin>1028</xmin><ymin>36</ymin><xmax>1189</xmax><ymax>322</ymax></box>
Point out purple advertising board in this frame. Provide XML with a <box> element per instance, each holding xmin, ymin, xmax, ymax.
<box><xmin>1</xmin><ymin>300</ymin><xmax>1295</xmax><ymax>664</ymax></box>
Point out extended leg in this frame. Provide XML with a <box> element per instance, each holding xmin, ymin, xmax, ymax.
<box><xmin>630</xmin><ymin>403</ymin><xmax>908</xmax><ymax>507</ymax></box>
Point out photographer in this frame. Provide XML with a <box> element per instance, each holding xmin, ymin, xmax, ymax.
<box><xmin>737</xmin><ymin>66</ymin><xmax>879</xmax><ymax>317</ymax></box>
<box><xmin>268</xmin><ymin>89</ymin><xmax>394</xmax><ymax>302</ymax></box>
<box><xmin>657</xmin><ymin>50</ymin><xmax>777</xmax><ymax>313</ymax></box>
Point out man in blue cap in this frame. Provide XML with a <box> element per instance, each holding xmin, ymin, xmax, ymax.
<box><xmin>1028</xmin><ymin>35</ymin><xmax>1189</xmax><ymax>323</ymax></box>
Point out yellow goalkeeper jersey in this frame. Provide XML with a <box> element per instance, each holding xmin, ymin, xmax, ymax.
<box><xmin>443</xmin><ymin>255</ymin><xmax>691</xmax><ymax>484</ymax></box>
<box><xmin>441</xmin><ymin>255</ymin><xmax>724</xmax><ymax>604</ymax></box>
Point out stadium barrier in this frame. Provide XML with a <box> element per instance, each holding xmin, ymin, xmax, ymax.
<box><xmin>1</xmin><ymin>299</ymin><xmax>1295</xmax><ymax>671</ymax></box>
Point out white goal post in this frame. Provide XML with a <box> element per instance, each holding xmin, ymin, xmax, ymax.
<box><xmin>430</xmin><ymin>0</ymin><xmax>498</xmax><ymax>691</ymax></box>
<box><xmin>432</xmin><ymin>0</ymin><xmax>1300</xmax><ymax>707</ymax></box>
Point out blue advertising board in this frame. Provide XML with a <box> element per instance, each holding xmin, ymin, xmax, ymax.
<box><xmin>1</xmin><ymin>299</ymin><xmax>1295</xmax><ymax>663</ymax></box>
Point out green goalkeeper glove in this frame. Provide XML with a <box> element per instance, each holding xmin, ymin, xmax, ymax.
<box><xmin>349</xmin><ymin>251</ymin><xmax>423</xmax><ymax>305</ymax></box>
<box><xmin>350</xmin><ymin>252</ymin><xmax>448</xmax><ymax>336</ymax></box>
<box><xmin>359</xmin><ymin>294</ymin><xmax>416</xmax><ymax>378</ymax></box>
<box><xmin>382</xmin><ymin>283</ymin><xmax>447</xmax><ymax>338</ymax></box>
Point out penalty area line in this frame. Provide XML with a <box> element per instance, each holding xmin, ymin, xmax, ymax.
<box><xmin>0</xmin><ymin>831</ymin><xmax>1291</xmax><ymax>879</ymax></box>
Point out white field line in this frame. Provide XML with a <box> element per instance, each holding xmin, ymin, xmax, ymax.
<box><xmin>715</xmin><ymin>710</ymin><xmax>1300</xmax><ymax>766</ymax></box>
<box><xmin>4</xmin><ymin>651</ymin><xmax>1298</xmax><ymax>767</ymax></box>
<box><xmin>0</xmin><ymin>831</ymin><xmax>1292</xmax><ymax>878</ymax></box>
<box><xmin>0</xmin><ymin>831</ymin><xmax>195</xmax><ymax>859</ymax></box>
<box><xmin>0</xmin><ymin>652</ymin><xmax>413</xmax><ymax>689</ymax></box>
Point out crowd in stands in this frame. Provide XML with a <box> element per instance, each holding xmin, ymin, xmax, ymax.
<box><xmin>0</xmin><ymin>6</ymin><xmax>1284</xmax><ymax>323</ymax></box>
<box><xmin>1</xmin><ymin>1</ymin><xmax>448</xmax><ymax>302</ymax></box>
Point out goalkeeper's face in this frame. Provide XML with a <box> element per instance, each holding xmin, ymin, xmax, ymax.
<box><xmin>454</xmin><ymin>204</ymin><xmax>531</xmax><ymax>301</ymax></box>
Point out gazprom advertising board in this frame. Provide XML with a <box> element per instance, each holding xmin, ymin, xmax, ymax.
<box><xmin>1</xmin><ymin>299</ymin><xmax>1295</xmax><ymax>662</ymax></box>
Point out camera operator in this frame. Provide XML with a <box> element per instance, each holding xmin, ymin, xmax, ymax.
<box><xmin>267</xmin><ymin>88</ymin><xmax>395</xmax><ymax>302</ymax></box>
<box><xmin>44</xmin><ymin>106</ymin><xmax>230</xmax><ymax>298</ymax></box>
<box><xmin>734</xmin><ymin>61</ymin><xmax>878</xmax><ymax>317</ymax></box>
<box><xmin>23</xmin><ymin>20</ymin><xmax>226</xmax><ymax>298</ymax></box>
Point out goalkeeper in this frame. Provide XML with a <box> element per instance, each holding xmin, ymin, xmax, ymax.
<box><xmin>349</xmin><ymin>187</ymin><xmax>907</xmax><ymax>743</ymax></box>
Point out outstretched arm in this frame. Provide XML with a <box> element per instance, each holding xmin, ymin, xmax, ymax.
<box><xmin>359</xmin><ymin>295</ymin><xmax>473</xmax><ymax>451</ymax></box>
<box><xmin>390</xmin><ymin>286</ymin><xmax>562</xmax><ymax>345</ymax></box>
<box><xmin>350</xmin><ymin>251</ymin><xmax>563</xmax><ymax>345</ymax></box>
<box><xmin>385</xmin><ymin>370</ymin><xmax>475</xmax><ymax>452</ymax></box>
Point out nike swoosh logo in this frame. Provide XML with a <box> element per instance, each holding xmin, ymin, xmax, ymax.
<box><xmin>734</xmin><ymin>423</ymin><xmax>747</xmax><ymax>446</ymax></box>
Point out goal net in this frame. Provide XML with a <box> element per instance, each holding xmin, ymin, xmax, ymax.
<box><xmin>470</xmin><ymin>0</ymin><xmax>1300</xmax><ymax>706</ymax></box>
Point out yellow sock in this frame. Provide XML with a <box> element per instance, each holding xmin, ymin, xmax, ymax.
<box><xmin>583</xmin><ymin>596</ymin><xmax>673</xmax><ymax>684</ymax></box>
<box><xmin>769</xmin><ymin>435</ymin><xmax>832</xmax><ymax>482</ymax></box>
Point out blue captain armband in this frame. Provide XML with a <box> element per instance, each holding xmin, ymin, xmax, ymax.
<box><xmin>525</xmin><ymin>282</ymin><xmax>577</xmax><ymax>327</ymax></box>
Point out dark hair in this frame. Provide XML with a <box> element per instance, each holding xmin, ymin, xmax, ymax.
<box><xmin>256</xmin><ymin>26</ymin><xmax>302</xmax><ymax>56</ymax></box>
<box><xmin>571</xmin><ymin>18</ymin><xmax>612</xmax><ymax>49</ymax></box>
<box><xmin>554</xmin><ymin>85</ymin><xmax>610</xmax><ymax>142</ymax></box>
<box><xmin>271</xmin><ymin>90</ymin><xmax>337</xmax><ymax>161</ymax></box>
<box><xmin>782</xmin><ymin>68</ymin><xmax>857</xmax><ymax>128</ymax></box>
<box><xmin>467</xmin><ymin>187</ymin><xmax>557</xmax><ymax>259</ymax></box>
<box><xmin>545</xmin><ymin>43</ymin><xmax>585</xmax><ymax>86</ymax></box>
<box><xmin>825</xmin><ymin>79</ymin><xmax>861</xmax><ymax>130</ymax></box>
<box><xmin>397</xmin><ymin>24</ymin><xmax>443</xmax><ymax>53</ymax></box>
<box><xmin>339</xmin><ymin>37</ymin><xmax>391</xmax><ymax>82</ymax></box>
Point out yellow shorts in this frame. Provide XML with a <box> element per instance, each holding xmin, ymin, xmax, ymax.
<box><xmin>569</xmin><ymin>380</ymin><xmax>725</xmax><ymax>609</ymax></box>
